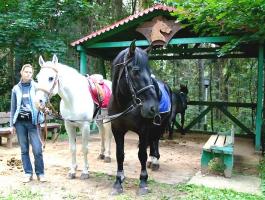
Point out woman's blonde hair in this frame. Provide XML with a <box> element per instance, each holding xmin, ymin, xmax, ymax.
<box><xmin>20</xmin><ymin>64</ymin><xmax>34</xmax><ymax>74</ymax></box>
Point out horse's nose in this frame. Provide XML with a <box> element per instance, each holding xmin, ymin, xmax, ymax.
<box><xmin>39</xmin><ymin>99</ymin><xmax>43</xmax><ymax>103</ymax></box>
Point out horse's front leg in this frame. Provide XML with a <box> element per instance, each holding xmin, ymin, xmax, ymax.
<box><xmin>65</xmin><ymin>121</ymin><xmax>77</xmax><ymax>179</ymax></box>
<box><xmin>168</xmin><ymin>118</ymin><xmax>175</xmax><ymax>140</ymax></box>
<box><xmin>111</xmin><ymin>129</ymin><xmax>125</xmax><ymax>195</ymax></box>
<box><xmin>80</xmin><ymin>122</ymin><xmax>90</xmax><ymax>179</ymax></box>
<box><xmin>138</xmin><ymin>135</ymin><xmax>149</xmax><ymax>195</ymax></box>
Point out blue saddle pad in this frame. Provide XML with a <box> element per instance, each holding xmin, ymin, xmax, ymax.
<box><xmin>157</xmin><ymin>81</ymin><xmax>171</xmax><ymax>113</ymax></box>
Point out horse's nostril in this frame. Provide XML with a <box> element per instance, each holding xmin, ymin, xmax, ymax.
<box><xmin>150</xmin><ymin>106</ymin><xmax>155</xmax><ymax>113</ymax></box>
<box><xmin>39</xmin><ymin>99</ymin><xmax>43</xmax><ymax>103</ymax></box>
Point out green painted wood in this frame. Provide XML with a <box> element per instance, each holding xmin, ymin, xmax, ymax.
<box><xmin>211</xmin><ymin>146</ymin><xmax>233</xmax><ymax>154</ymax></box>
<box><xmin>87</xmin><ymin>36</ymin><xmax>236</xmax><ymax>49</ymax></box>
<box><xmin>184</xmin><ymin>106</ymin><xmax>212</xmax><ymax>131</ymax></box>
<box><xmin>201</xmin><ymin>151</ymin><xmax>214</xmax><ymax>168</ymax></box>
<box><xmin>78</xmin><ymin>45</ymin><xmax>87</xmax><ymax>75</ymax></box>
<box><xmin>169</xmin><ymin>36</ymin><xmax>236</xmax><ymax>44</ymax></box>
<box><xmin>149</xmin><ymin>53</ymin><xmax>256</xmax><ymax>60</ymax></box>
<box><xmin>188</xmin><ymin>101</ymin><xmax>256</xmax><ymax>108</ymax></box>
<box><xmin>152</xmin><ymin>47</ymin><xmax>221</xmax><ymax>54</ymax></box>
<box><xmin>255</xmin><ymin>43</ymin><xmax>264</xmax><ymax>151</ymax></box>
<box><xmin>218</xmin><ymin>106</ymin><xmax>252</xmax><ymax>134</ymax></box>
<box><xmin>87</xmin><ymin>40</ymin><xmax>149</xmax><ymax>48</ymax></box>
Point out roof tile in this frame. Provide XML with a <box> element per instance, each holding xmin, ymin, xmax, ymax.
<box><xmin>71</xmin><ymin>4</ymin><xmax>175</xmax><ymax>47</ymax></box>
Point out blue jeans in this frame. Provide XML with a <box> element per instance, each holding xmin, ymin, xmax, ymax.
<box><xmin>15</xmin><ymin>120</ymin><xmax>44</xmax><ymax>176</ymax></box>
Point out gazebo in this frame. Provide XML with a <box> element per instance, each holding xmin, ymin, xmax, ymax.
<box><xmin>71</xmin><ymin>4</ymin><xmax>264</xmax><ymax>151</ymax></box>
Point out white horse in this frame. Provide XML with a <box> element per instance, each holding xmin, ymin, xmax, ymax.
<box><xmin>34</xmin><ymin>55</ymin><xmax>112</xmax><ymax>179</ymax></box>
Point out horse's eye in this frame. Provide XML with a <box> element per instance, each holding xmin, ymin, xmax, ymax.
<box><xmin>131</xmin><ymin>66</ymin><xmax>140</xmax><ymax>76</ymax></box>
<box><xmin>49</xmin><ymin>77</ymin><xmax>54</xmax><ymax>82</ymax></box>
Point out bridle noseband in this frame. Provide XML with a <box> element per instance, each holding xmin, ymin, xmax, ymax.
<box><xmin>111</xmin><ymin>53</ymin><xmax>161</xmax><ymax>125</ymax></box>
<box><xmin>119</xmin><ymin>54</ymin><xmax>155</xmax><ymax>106</ymax></box>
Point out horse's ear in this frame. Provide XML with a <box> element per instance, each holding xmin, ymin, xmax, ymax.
<box><xmin>52</xmin><ymin>54</ymin><xmax>58</xmax><ymax>64</ymax></box>
<box><xmin>128</xmin><ymin>39</ymin><xmax>136</xmax><ymax>57</ymax></box>
<box><xmin>39</xmin><ymin>56</ymin><xmax>45</xmax><ymax>67</ymax></box>
<box><xmin>144</xmin><ymin>44</ymin><xmax>153</xmax><ymax>54</ymax></box>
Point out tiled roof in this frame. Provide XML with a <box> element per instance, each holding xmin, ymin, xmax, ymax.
<box><xmin>71</xmin><ymin>4</ymin><xmax>175</xmax><ymax>47</ymax></box>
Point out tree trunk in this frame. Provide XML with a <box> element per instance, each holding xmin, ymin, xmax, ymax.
<box><xmin>112</xmin><ymin>0</ymin><xmax>123</xmax><ymax>19</ymax></box>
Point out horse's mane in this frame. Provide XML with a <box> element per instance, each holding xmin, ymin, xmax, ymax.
<box><xmin>56</xmin><ymin>62</ymin><xmax>83</xmax><ymax>78</ymax></box>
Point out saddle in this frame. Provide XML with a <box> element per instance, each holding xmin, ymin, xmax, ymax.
<box><xmin>87</xmin><ymin>74</ymin><xmax>111</xmax><ymax>109</ymax></box>
<box><xmin>157</xmin><ymin>81</ymin><xmax>171</xmax><ymax>113</ymax></box>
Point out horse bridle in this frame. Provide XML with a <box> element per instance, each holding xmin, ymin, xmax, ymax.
<box><xmin>35</xmin><ymin>66</ymin><xmax>61</xmax><ymax>147</ymax></box>
<box><xmin>36</xmin><ymin>66</ymin><xmax>59</xmax><ymax>101</ymax></box>
<box><xmin>111</xmin><ymin>53</ymin><xmax>161</xmax><ymax>125</ymax></box>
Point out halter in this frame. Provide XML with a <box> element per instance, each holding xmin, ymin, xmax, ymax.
<box><xmin>36</xmin><ymin>66</ymin><xmax>59</xmax><ymax>101</ymax></box>
<box><xmin>108</xmin><ymin>52</ymin><xmax>161</xmax><ymax>125</ymax></box>
<box><xmin>120</xmin><ymin>53</ymin><xmax>155</xmax><ymax>106</ymax></box>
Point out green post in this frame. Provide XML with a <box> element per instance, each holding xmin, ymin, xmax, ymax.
<box><xmin>77</xmin><ymin>45</ymin><xmax>87</xmax><ymax>75</ymax></box>
<box><xmin>255</xmin><ymin>43</ymin><xmax>264</xmax><ymax>151</ymax></box>
<box><xmin>99</xmin><ymin>59</ymin><xmax>106</xmax><ymax>79</ymax></box>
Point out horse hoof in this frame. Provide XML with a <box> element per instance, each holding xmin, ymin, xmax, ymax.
<box><xmin>68</xmin><ymin>173</ymin><xmax>76</xmax><ymax>179</ymax></box>
<box><xmin>147</xmin><ymin>161</ymin><xmax>152</xmax><ymax>168</ymax></box>
<box><xmin>104</xmin><ymin>157</ymin><xmax>111</xmax><ymax>163</ymax></box>
<box><xmin>98</xmin><ymin>154</ymin><xmax>105</xmax><ymax>160</ymax></box>
<box><xmin>111</xmin><ymin>186</ymin><xmax>123</xmax><ymax>195</ymax></box>
<box><xmin>80</xmin><ymin>173</ymin><xmax>89</xmax><ymax>180</ymax></box>
<box><xmin>137</xmin><ymin>186</ymin><xmax>149</xmax><ymax>195</ymax></box>
<box><xmin>151</xmin><ymin>163</ymin><xmax>160</xmax><ymax>171</ymax></box>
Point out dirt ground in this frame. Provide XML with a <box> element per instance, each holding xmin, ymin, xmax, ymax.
<box><xmin>0</xmin><ymin>131</ymin><xmax>261</xmax><ymax>199</ymax></box>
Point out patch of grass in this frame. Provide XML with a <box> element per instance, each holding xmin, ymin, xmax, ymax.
<box><xmin>176</xmin><ymin>184</ymin><xmax>263</xmax><ymax>200</ymax></box>
<box><xmin>0</xmin><ymin>187</ymin><xmax>42</xmax><ymax>200</ymax></box>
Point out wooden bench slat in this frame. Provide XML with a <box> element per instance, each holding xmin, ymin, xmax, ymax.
<box><xmin>214</xmin><ymin>135</ymin><xmax>226</xmax><ymax>147</ymax></box>
<box><xmin>203</xmin><ymin>135</ymin><xmax>218</xmax><ymax>150</ymax></box>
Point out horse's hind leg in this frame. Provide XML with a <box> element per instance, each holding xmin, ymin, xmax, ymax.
<box><xmin>168</xmin><ymin>119</ymin><xmax>175</xmax><ymax>140</ymax></box>
<box><xmin>97</xmin><ymin>122</ymin><xmax>105</xmax><ymax>160</ymax></box>
<box><xmin>149</xmin><ymin>139</ymin><xmax>160</xmax><ymax>171</ymax></box>
<box><xmin>65</xmin><ymin>121</ymin><xmax>77</xmax><ymax>179</ymax></box>
<box><xmin>80</xmin><ymin>123</ymin><xmax>90</xmax><ymax>179</ymax></box>
<box><xmin>103</xmin><ymin>122</ymin><xmax>112</xmax><ymax>163</ymax></box>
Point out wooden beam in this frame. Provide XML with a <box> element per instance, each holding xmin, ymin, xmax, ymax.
<box><xmin>255</xmin><ymin>43</ymin><xmax>264</xmax><ymax>151</ymax></box>
<box><xmin>184</xmin><ymin>106</ymin><xmax>212</xmax><ymax>132</ymax></box>
<box><xmin>86</xmin><ymin>36</ymin><xmax>236</xmax><ymax>49</ymax></box>
<box><xmin>77</xmin><ymin>45</ymin><xmax>87</xmax><ymax>75</ymax></box>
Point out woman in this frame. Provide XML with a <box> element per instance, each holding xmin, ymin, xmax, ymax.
<box><xmin>10</xmin><ymin>64</ymin><xmax>46</xmax><ymax>183</ymax></box>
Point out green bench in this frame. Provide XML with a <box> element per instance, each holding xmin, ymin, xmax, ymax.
<box><xmin>201</xmin><ymin>126</ymin><xmax>235</xmax><ymax>178</ymax></box>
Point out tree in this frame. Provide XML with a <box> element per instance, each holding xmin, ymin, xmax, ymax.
<box><xmin>167</xmin><ymin>0</ymin><xmax>265</xmax><ymax>53</ymax></box>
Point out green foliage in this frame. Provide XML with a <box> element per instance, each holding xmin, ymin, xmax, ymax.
<box><xmin>167</xmin><ymin>0</ymin><xmax>265</xmax><ymax>54</ymax></box>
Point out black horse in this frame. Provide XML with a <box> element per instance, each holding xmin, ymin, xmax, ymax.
<box><xmin>167</xmin><ymin>84</ymin><xmax>188</xmax><ymax>139</ymax></box>
<box><xmin>108</xmin><ymin>41</ymin><xmax>171</xmax><ymax>195</ymax></box>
